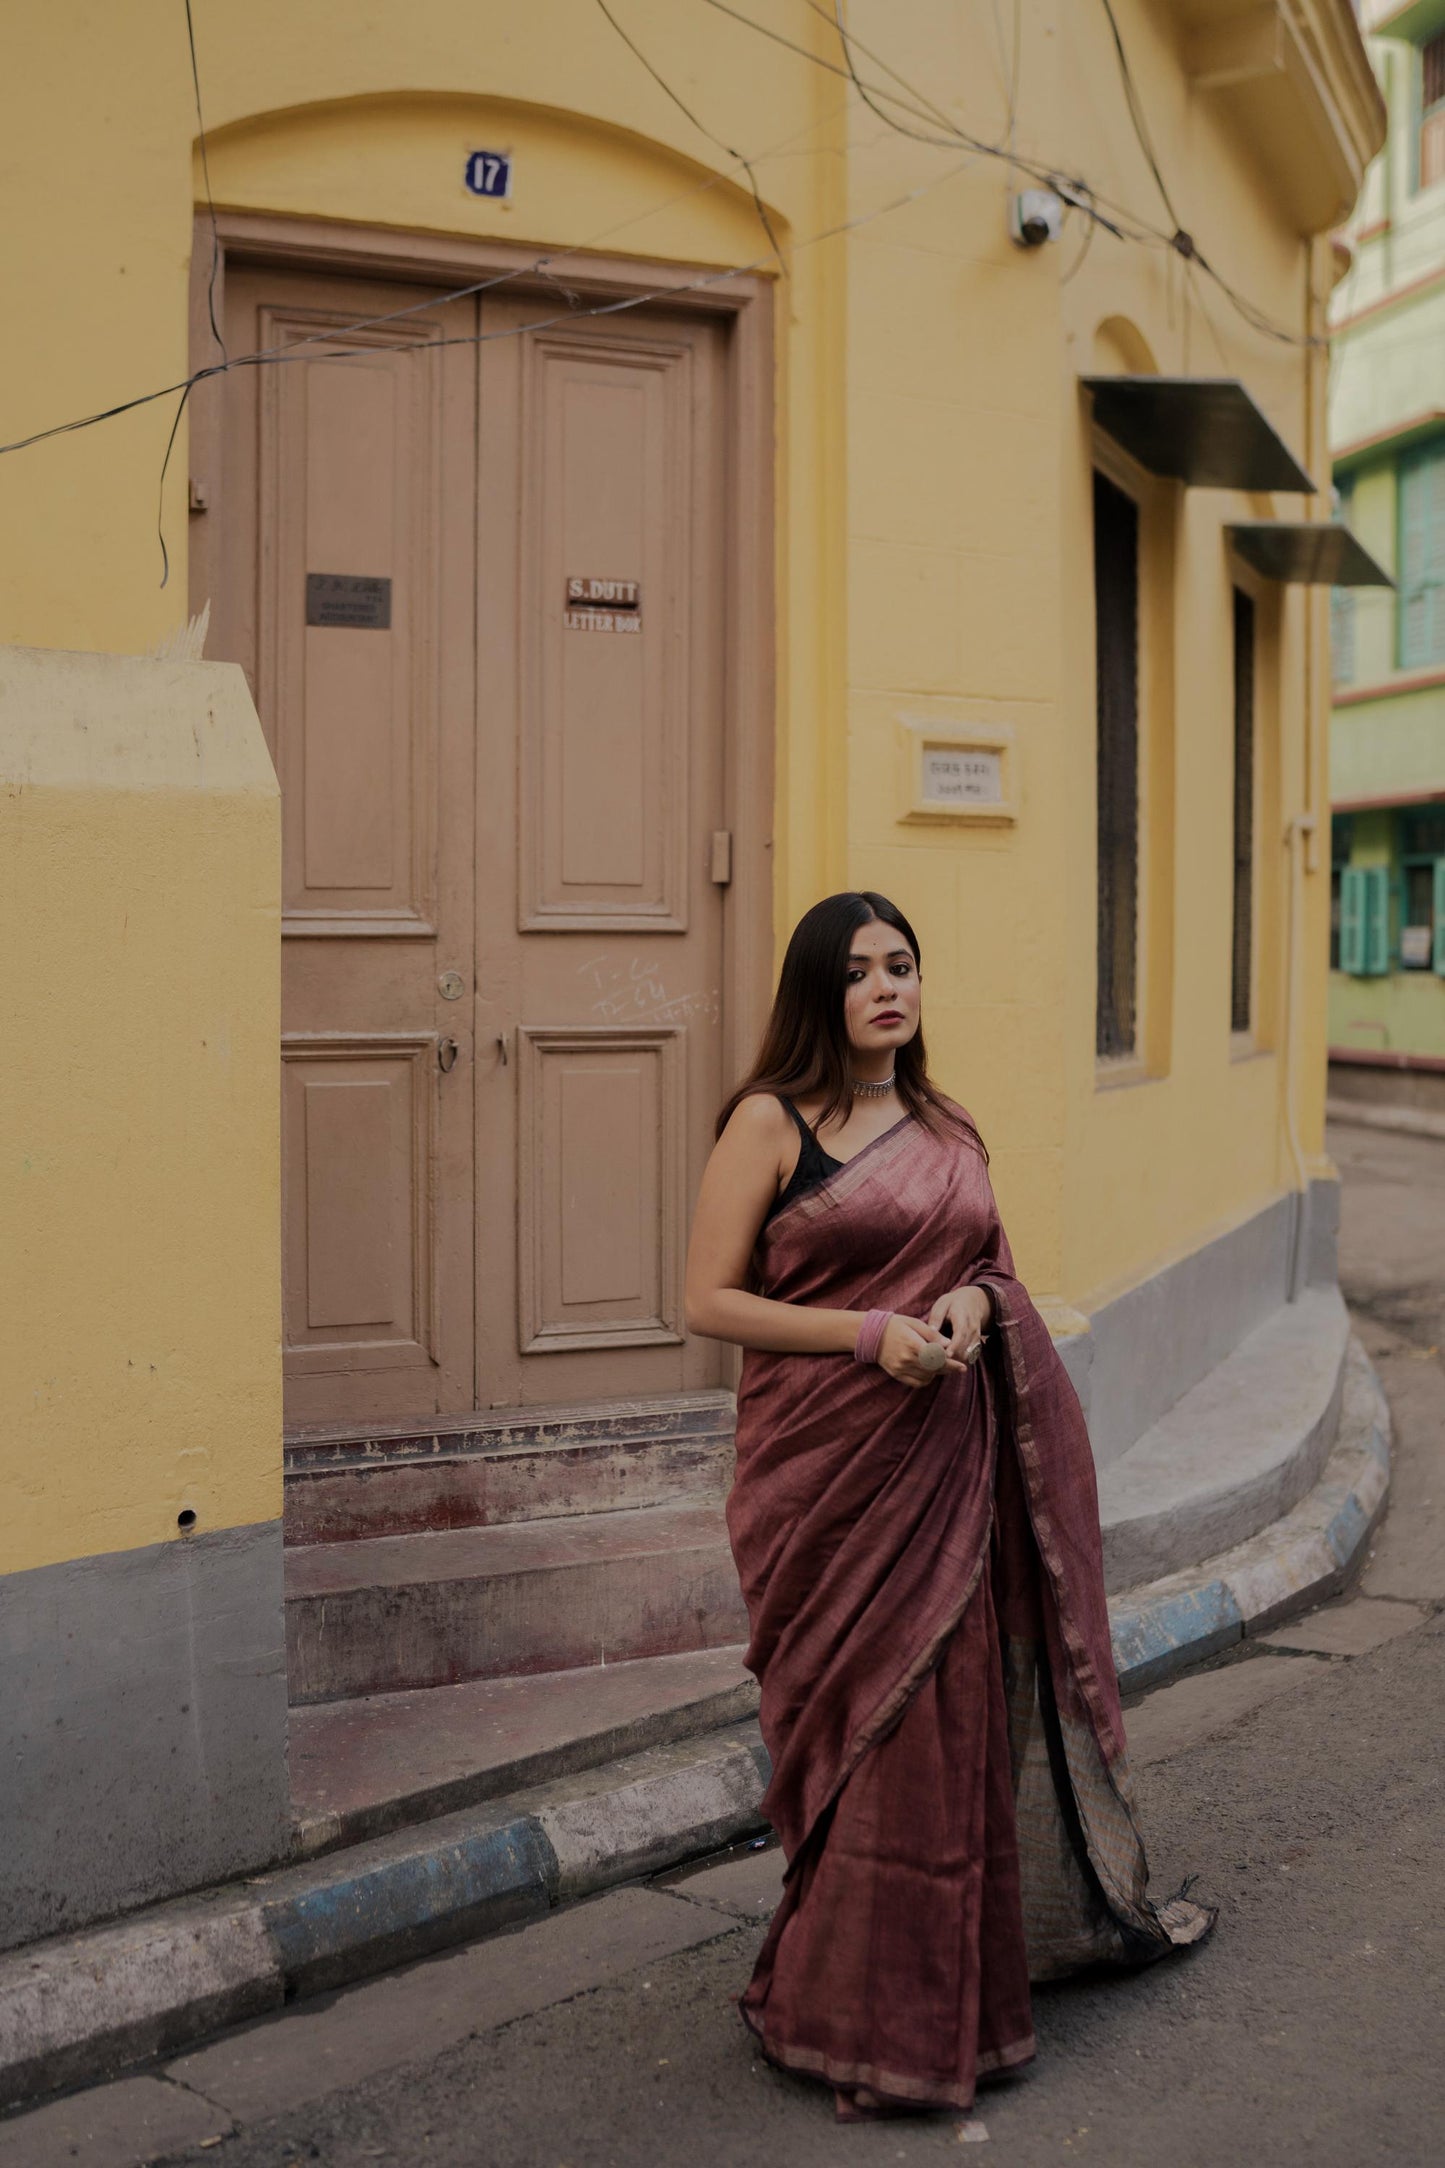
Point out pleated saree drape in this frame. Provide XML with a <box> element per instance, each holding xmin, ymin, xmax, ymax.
<box><xmin>726</xmin><ymin>1108</ymin><xmax>1212</xmax><ymax>2116</ymax></box>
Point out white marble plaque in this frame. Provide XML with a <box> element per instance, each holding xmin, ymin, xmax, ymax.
<box><xmin>920</xmin><ymin>746</ymin><xmax>1002</xmax><ymax>807</ymax></box>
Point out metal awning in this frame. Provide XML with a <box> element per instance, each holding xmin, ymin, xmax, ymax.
<box><xmin>1226</xmin><ymin>522</ymin><xmax>1394</xmax><ymax>588</ymax></box>
<box><xmin>1083</xmin><ymin>377</ymin><xmax>1314</xmax><ymax>494</ymax></box>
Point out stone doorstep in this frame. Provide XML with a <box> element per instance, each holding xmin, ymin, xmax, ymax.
<box><xmin>283</xmin><ymin>1390</ymin><xmax>736</xmax><ymax>1545</ymax></box>
<box><xmin>1098</xmin><ymin>1286</ymin><xmax>1351</xmax><ymax>1594</ymax></box>
<box><xmin>284</xmin><ymin>1497</ymin><xmax>750</xmax><ymax>1703</ymax></box>
<box><xmin>280</xmin><ymin>1337</ymin><xmax>1391</xmax><ymax>1873</ymax></box>
<box><xmin>282</xmin><ymin>1289</ymin><xmax>1350</xmax><ymax>1711</ymax></box>
<box><xmin>289</xmin><ymin>1645</ymin><xmax>761</xmax><ymax>1857</ymax></box>
<box><xmin>0</xmin><ymin>1338</ymin><xmax>1391</xmax><ymax>2117</ymax></box>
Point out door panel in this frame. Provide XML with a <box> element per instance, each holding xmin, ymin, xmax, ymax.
<box><xmin>477</xmin><ymin>301</ymin><xmax>728</xmax><ymax>1408</ymax></box>
<box><xmin>517</xmin><ymin>1025</ymin><xmax>685</xmax><ymax>1352</ymax></box>
<box><xmin>522</xmin><ymin>333</ymin><xmax>691</xmax><ymax>930</ymax></box>
<box><xmin>218</xmin><ymin>265</ymin><xmax>477</xmax><ymax>1425</ymax></box>
<box><xmin>281</xmin><ymin>1034</ymin><xmax>439</xmax><ymax>1369</ymax></box>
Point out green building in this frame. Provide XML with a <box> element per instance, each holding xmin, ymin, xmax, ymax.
<box><xmin>1330</xmin><ymin>0</ymin><xmax>1445</xmax><ymax>1114</ymax></box>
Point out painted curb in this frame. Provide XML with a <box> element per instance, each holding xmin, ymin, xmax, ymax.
<box><xmin>1107</xmin><ymin>1335</ymin><xmax>1391</xmax><ymax>1695</ymax></box>
<box><xmin>0</xmin><ymin>1897</ymin><xmax>281</xmax><ymax>2112</ymax></box>
<box><xmin>0</xmin><ymin>1339</ymin><xmax>1391</xmax><ymax>2114</ymax></box>
<box><xmin>0</xmin><ymin>1725</ymin><xmax>769</xmax><ymax>2113</ymax></box>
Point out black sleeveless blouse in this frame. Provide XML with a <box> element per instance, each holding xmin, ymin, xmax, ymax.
<box><xmin>764</xmin><ymin>1097</ymin><xmax>844</xmax><ymax>1225</ymax></box>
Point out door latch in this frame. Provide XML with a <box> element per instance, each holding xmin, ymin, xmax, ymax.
<box><xmin>709</xmin><ymin>830</ymin><xmax>733</xmax><ymax>885</ymax></box>
<box><xmin>438</xmin><ymin>1036</ymin><xmax>460</xmax><ymax>1074</ymax></box>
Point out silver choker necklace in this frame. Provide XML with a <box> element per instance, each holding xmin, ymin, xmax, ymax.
<box><xmin>851</xmin><ymin>1072</ymin><xmax>896</xmax><ymax>1099</ymax></box>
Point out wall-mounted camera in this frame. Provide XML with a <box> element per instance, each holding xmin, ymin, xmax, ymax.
<box><xmin>1008</xmin><ymin>189</ymin><xmax>1065</xmax><ymax>248</ymax></box>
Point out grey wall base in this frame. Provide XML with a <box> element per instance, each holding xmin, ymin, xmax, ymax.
<box><xmin>1058</xmin><ymin>1173</ymin><xmax>1342</xmax><ymax>1472</ymax></box>
<box><xmin>0</xmin><ymin>1522</ymin><xmax>289</xmax><ymax>1953</ymax></box>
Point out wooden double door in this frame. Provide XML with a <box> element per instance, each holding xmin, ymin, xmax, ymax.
<box><xmin>211</xmin><ymin>258</ymin><xmax>738</xmax><ymax>1428</ymax></box>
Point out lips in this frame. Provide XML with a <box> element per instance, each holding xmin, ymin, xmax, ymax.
<box><xmin>873</xmin><ymin>1011</ymin><xmax>905</xmax><ymax>1025</ymax></box>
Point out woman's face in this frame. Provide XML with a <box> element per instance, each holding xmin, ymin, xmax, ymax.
<box><xmin>842</xmin><ymin>919</ymin><xmax>921</xmax><ymax>1057</ymax></box>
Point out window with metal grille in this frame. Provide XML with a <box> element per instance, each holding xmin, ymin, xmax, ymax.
<box><xmin>1400</xmin><ymin>805</ymin><xmax>1445</xmax><ymax>856</ymax></box>
<box><xmin>1398</xmin><ymin>802</ymin><xmax>1445</xmax><ymax>973</ymax></box>
<box><xmin>1421</xmin><ymin>34</ymin><xmax>1445</xmax><ymax>189</ymax></box>
<box><xmin>1231</xmin><ymin>588</ymin><xmax>1256</xmax><ymax>1033</ymax></box>
<box><xmin>1398</xmin><ymin>442</ymin><xmax>1445</xmax><ymax>667</ymax></box>
<box><xmin>1093</xmin><ymin>469</ymin><xmax>1140</xmax><ymax>1059</ymax></box>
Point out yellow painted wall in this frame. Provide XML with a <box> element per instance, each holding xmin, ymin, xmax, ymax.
<box><xmin>0</xmin><ymin>2</ymin><xmax>1378</xmax><ymax>1342</ymax></box>
<box><xmin>0</xmin><ymin>650</ymin><xmax>280</xmax><ymax>1576</ymax></box>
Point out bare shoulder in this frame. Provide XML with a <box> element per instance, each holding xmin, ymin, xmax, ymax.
<box><xmin>720</xmin><ymin>1091</ymin><xmax>791</xmax><ymax>1152</ymax></box>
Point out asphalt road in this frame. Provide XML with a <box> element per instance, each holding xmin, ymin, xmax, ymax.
<box><xmin>6</xmin><ymin>1122</ymin><xmax>1443</xmax><ymax>2168</ymax></box>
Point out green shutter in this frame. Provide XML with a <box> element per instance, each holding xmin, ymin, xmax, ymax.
<box><xmin>1339</xmin><ymin>865</ymin><xmax>1365</xmax><ymax>973</ymax></box>
<box><xmin>1434</xmin><ymin>858</ymin><xmax>1445</xmax><ymax>976</ymax></box>
<box><xmin>1399</xmin><ymin>446</ymin><xmax>1445</xmax><ymax>670</ymax></box>
<box><xmin>1364</xmin><ymin>864</ymin><xmax>1391</xmax><ymax>975</ymax></box>
<box><xmin>1330</xmin><ymin>587</ymin><xmax>1355</xmax><ymax>683</ymax></box>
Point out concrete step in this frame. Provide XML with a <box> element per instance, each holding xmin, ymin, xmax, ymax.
<box><xmin>283</xmin><ymin>1390</ymin><xmax>734</xmax><ymax>1545</ymax></box>
<box><xmin>1099</xmin><ymin>1286</ymin><xmax>1350</xmax><ymax>1594</ymax></box>
<box><xmin>289</xmin><ymin>1644</ymin><xmax>759</xmax><ymax>1856</ymax></box>
<box><xmin>284</xmin><ymin>1498</ymin><xmax>748</xmax><ymax>1704</ymax></box>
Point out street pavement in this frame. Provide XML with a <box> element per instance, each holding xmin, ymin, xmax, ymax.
<box><xmin>4</xmin><ymin>1122</ymin><xmax>1442</xmax><ymax>2168</ymax></box>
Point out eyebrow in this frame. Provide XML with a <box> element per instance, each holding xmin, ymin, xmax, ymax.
<box><xmin>848</xmin><ymin>948</ymin><xmax>913</xmax><ymax>965</ymax></box>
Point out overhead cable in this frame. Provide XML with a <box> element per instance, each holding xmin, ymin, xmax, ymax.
<box><xmin>704</xmin><ymin>0</ymin><xmax>1322</xmax><ymax>349</ymax></box>
<box><xmin>591</xmin><ymin>0</ymin><xmax>787</xmax><ymax>277</ymax></box>
<box><xmin>183</xmin><ymin>0</ymin><xmax>225</xmax><ymax>361</ymax></box>
<box><xmin>1095</xmin><ymin>0</ymin><xmax>1321</xmax><ymax>351</ymax></box>
<box><xmin>2</xmin><ymin>152</ymin><xmax>975</xmax><ymax>581</ymax></box>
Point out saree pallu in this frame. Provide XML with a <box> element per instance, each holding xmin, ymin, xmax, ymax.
<box><xmin>727</xmin><ymin>1108</ymin><xmax>1213</xmax><ymax>2115</ymax></box>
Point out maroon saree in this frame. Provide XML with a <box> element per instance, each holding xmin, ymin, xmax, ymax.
<box><xmin>727</xmin><ymin>1107</ymin><xmax>1212</xmax><ymax>2116</ymax></box>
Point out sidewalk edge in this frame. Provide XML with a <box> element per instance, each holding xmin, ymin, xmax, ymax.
<box><xmin>0</xmin><ymin>1338</ymin><xmax>1391</xmax><ymax>2115</ymax></box>
<box><xmin>1108</xmin><ymin>1334</ymin><xmax>1391</xmax><ymax>1695</ymax></box>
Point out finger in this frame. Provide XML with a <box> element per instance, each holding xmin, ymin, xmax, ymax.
<box><xmin>926</xmin><ymin>1296</ymin><xmax>948</xmax><ymax>1330</ymax></box>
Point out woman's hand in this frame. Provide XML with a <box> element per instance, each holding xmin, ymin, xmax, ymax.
<box><xmin>876</xmin><ymin>1314</ymin><xmax>954</xmax><ymax>1388</ymax></box>
<box><xmin>926</xmin><ymin>1285</ymin><xmax>993</xmax><ymax>1370</ymax></box>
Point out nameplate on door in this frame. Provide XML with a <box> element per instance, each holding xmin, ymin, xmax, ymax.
<box><xmin>306</xmin><ymin>573</ymin><xmax>393</xmax><ymax>630</ymax></box>
<box><xmin>564</xmin><ymin>576</ymin><xmax>641</xmax><ymax>635</ymax></box>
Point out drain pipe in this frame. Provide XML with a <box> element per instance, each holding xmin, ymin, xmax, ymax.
<box><xmin>1283</xmin><ymin>808</ymin><xmax>1316</xmax><ymax>1303</ymax></box>
<box><xmin>1283</xmin><ymin>238</ymin><xmax>1327</xmax><ymax>1305</ymax></box>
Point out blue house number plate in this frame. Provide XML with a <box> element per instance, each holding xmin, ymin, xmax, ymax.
<box><xmin>465</xmin><ymin>150</ymin><xmax>512</xmax><ymax>200</ymax></box>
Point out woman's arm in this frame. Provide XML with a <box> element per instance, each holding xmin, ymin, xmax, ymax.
<box><xmin>684</xmin><ymin>1097</ymin><xmax>949</xmax><ymax>1384</ymax></box>
<box><xmin>684</xmin><ymin>1096</ymin><xmax>859</xmax><ymax>1353</ymax></box>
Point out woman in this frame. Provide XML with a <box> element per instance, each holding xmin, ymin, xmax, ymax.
<box><xmin>685</xmin><ymin>891</ymin><xmax>1212</xmax><ymax>2123</ymax></box>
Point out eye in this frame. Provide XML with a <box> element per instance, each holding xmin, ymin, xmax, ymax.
<box><xmin>891</xmin><ymin>960</ymin><xmax>915</xmax><ymax>977</ymax></box>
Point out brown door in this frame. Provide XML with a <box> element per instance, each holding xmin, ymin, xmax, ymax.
<box><xmin>216</xmin><ymin>264</ymin><xmax>478</xmax><ymax>1426</ymax></box>
<box><xmin>474</xmin><ymin>301</ymin><xmax>729</xmax><ymax>1407</ymax></box>
<box><xmin>213</xmin><ymin>259</ymin><xmax>731</xmax><ymax>1427</ymax></box>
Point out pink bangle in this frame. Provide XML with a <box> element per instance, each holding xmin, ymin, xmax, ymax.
<box><xmin>854</xmin><ymin>1309</ymin><xmax>892</xmax><ymax>1366</ymax></box>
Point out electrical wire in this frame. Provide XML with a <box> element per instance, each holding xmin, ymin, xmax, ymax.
<box><xmin>710</xmin><ymin>0</ymin><xmax>1324</xmax><ymax>349</ymax></box>
<box><xmin>0</xmin><ymin>92</ymin><xmax>864</xmax><ymax>467</ymax></box>
<box><xmin>591</xmin><ymin>0</ymin><xmax>787</xmax><ymax>277</ymax></box>
<box><xmin>7</xmin><ymin>0</ymin><xmax>1329</xmax><ymax>555</ymax></box>
<box><xmin>1095</xmin><ymin>0</ymin><xmax>1324</xmax><ymax>351</ymax></box>
<box><xmin>2</xmin><ymin>150</ymin><xmax>976</xmax><ymax>581</ymax></box>
<box><xmin>1096</xmin><ymin>0</ymin><xmax>1184</xmax><ymax>235</ymax></box>
<box><xmin>183</xmin><ymin>0</ymin><xmax>225</xmax><ymax>362</ymax></box>
<box><xmin>996</xmin><ymin>0</ymin><xmax>1023</xmax><ymax>156</ymax></box>
<box><xmin>823</xmin><ymin>0</ymin><xmax>989</xmax><ymax>151</ymax></box>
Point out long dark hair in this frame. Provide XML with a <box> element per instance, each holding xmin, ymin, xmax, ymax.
<box><xmin>716</xmin><ymin>890</ymin><xmax>986</xmax><ymax>1154</ymax></box>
